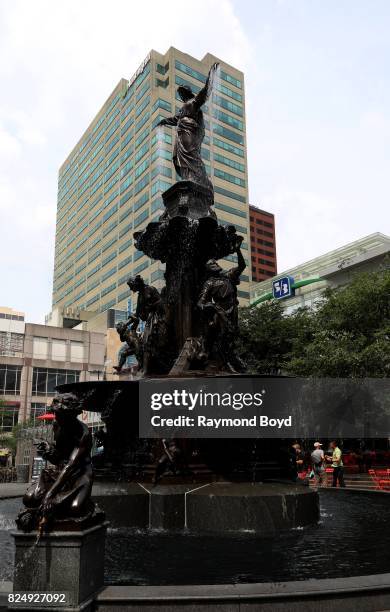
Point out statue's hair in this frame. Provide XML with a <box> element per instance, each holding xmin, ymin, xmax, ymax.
<box><xmin>127</xmin><ymin>274</ymin><xmax>144</xmax><ymax>288</ymax></box>
<box><xmin>50</xmin><ymin>392</ymin><xmax>84</xmax><ymax>415</ymax></box>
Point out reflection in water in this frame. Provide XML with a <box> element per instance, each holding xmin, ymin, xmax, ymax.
<box><xmin>1</xmin><ymin>492</ymin><xmax>390</xmax><ymax>586</ymax></box>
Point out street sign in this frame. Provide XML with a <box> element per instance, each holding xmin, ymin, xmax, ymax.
<box><xmin>272</xmin><ymin>276</ymin><xmax>295</xmax><ymax>299</ymax></box>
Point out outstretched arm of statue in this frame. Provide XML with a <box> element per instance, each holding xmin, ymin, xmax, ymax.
<box><xmin>194</xmin><ymin>62</ymin><xmax>220</xmax><ymax>109</ymax></box>
<box><xmin>157</xmin><ymin>115</ymin><xmax>179</xmax><ymax>127</ymax></box>
<box><xmin>228</xmin><ymin>241</ymin><xmax>246</xmax><ymax>282</ymax></box>
<box><xmin>126</xmin><ymin>314</ymin><xmax>139</xmax><ymax>331</ymax></box>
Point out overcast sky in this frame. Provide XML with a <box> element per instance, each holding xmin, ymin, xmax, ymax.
<box><xmin>0</xmin><ymin>0</ymin><xmax>389</xmax><ymax>323</ymax></box>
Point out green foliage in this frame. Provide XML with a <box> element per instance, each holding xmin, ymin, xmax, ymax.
<box><xmin>239</xmin><ymin>269</ymin><xmax>390</xmax><ymax>377</ymax></box>
<box><xmin>0</xmin><ymin>418</ymin><xmax>38</xmax><ymax>456</ymax></box>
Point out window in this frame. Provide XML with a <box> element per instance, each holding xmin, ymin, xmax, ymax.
<box><xmin>52</xmin><ymin>339</ymin><xmax>66</xmax><ymax>361</ymax></box>
<box><xmin>135</xmin><ymin>158</ymin><xmax>149</xmax><ymax>179</ymax></box>
<box><xmin>101</xmin><ymin>283</ymin><xmax>116</xmax><ymax>299</ymax></box>
<box><xmin>86</xmin><ymin>295</ymin><xmax>99</xmax><ymax>308</ymax></box>
<box><xmin>213</xmin><ymin>124</ymin><xmax>244</xmax><ymax>145</ymax></box>
<box><xmin>156</xmin><ymin>62</ymin><xmax>169</xmax><ymax>75</ymax></box>
<box><xmin>215</xmin><ymin>202</ymin><xmax>247</xmax><ymax>219</ymax></box>
<box><xmin>135</xmin><ymin>142</ymin><xmax>149</xmax><ymax>164</ymax></box>
<box><xmin>151</xmin><ymin>268</ymin><xmax>165</xmax><ymax>282</ymax></box>
<box><xmin>214</xmin><ymin>153</ymin><xmax>245</xmax><ymax>173</ymax></box>
<box><xmin>0</xmin><ymin>365</ymin><xmax>22</xmax><ymax>395</ymax></box>
<box><xmin>135</xmin><ymin>128</ymin><xmax>149</xmax><ymax>149</ymax></box>
<box><xmin>151</xmin><ymin>179</ymin><xmax>171</xmax><ymax>196</ymax></box>
<box><xmin>135</xmin><ymin>95</ymin><xmax>150</xmax><ymax>118</ymax></box>
<box><xmin>135</xmin><ymin>81</ymin><xmax>150</xmax><ymax>103</ymax></box>
<box><xmin>30</xmin><ymin>403</ymin><xmax>47</xmax><ymax>424</ymax></box>
<box><xmin>214</xmin><ymin>185</ymin><xmax>246</xmax><ymax>203</ymax></box>
<box><xmin>220</xmin><ymin>70</ymin><xmax>242</xmax><ymax>89</ymax></box>
<box><xmin>155</xmin><ymin>77</ymin><xmax>169</xmax><ymax>88</ymax></box>
<box><xmin>32</xmin><ymin>368</ymin><xmax>80</xmax><ymax>396</ymax></box>
<box><xmin>134</xmin><ymin>173</ymin><xmax>150</xmax><ymax>195</ymax></box>
<box><xmin>33</xmin><ymin>337</ymin><xmax>49</xmax><ymax>359</ymax></box>
<box><xmin>213</xmin><ymin>94</ymin><xmax>243</xmax><ymax>117</ymax></box>
<box><xmin>0</xmin><ymin>403</ymin><xmax>19</xmax><ymax>431</ymax></box>
<box><xmin>70</xmin><ymin>340</ymin><xmax>85</xmax><ymax>363</ymax></box>
<box><xmin>151</xmin><ymin>148</ymin><xmax>171</xmax><ymax>163</ymax></box>
<box><xmin>134</xmin><ymin>192</ymin><xmax>149</xmax><ymax>212</ymax></box>
<box><xmin>175</xmin><ymin>60</ymin><xmax>206</xmax><ymax>83</ymax></box>
<box><xmin>135</xmin><ymin>111</ymin><xmax>150</xmax><ymax>133</ymax></box>
<box><xmin>0</xmin><ymin>332</ymin><xmax>24</xmax><ymax>356</ymax></box>
<box><xmin>152</xmin><ymin>98</ymin><xmax>172</xmax><ymax>113</ymax></box>
<box><xmin>101</xmin><ymin>266</ymin><xmax>117</xmax><ymax>282</ymax></box>
<box><xmin>213</xmin><ymin>109</ymin><xmax>243</xmax><ymax>131</ymax></box>
<box><xmin>213</xmin><ymin>137</ymin><xmax>244</xmax><ymax>158</ymax></box>
<box><xmin>121</xmin><ymin>160</ymin><xmax>133</xmax><ymax>179</ymax></box>
<box><xmin>151</xmin><ymin>164</ymin><xmax>172</xmax><ymax>180</ymax></box>
<box><xmin>214</xmin><ymin>168</ymin><xmax>245</xmax><ymax>187</ymax></box>
<box><xmin>134</xmin><ymin>209</ymin><xmax>149</xmax><ymax>227</ymax></box>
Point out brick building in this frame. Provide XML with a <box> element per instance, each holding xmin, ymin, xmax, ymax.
<box><xmin>249</xmin><ymin>205</ymin><xmax>277</xmax><ymax>282</ymax></box>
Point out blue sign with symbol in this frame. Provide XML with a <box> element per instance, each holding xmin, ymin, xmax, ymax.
<box><xmin>272</xmin><ymin>276</ymin><xmax>295</xmax><ymax>299</ymax></box>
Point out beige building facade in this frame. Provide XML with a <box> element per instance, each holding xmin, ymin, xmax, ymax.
<box><xmin>0</xmin><ymin>307</ymin><xmax>105</xmax><ymax>435</ymax></box>
<box><xmin>51</xmin><ymin>47</ymin><xmax>251</xmax><ymax>322</ymax></box>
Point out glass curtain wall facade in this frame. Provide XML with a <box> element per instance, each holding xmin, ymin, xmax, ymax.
<box><xmin>52</xmin><ymin>48</ymin><xmax>251</xmax><ymax>315</ymax></box>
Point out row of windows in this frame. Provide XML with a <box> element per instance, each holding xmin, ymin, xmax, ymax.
<box><xmin>252</xmin><ymin>229</ymin><xmax>274</xmax><ymax>238</ymax></box>
<box><xmin>174</xmin><ymin>60</ymin><xmax>242</xmax><ymax>91</ymax></box>
<box><xmin>252</xmin><ymin>267</ymin><xmax>275</xmax><ymax>279</ymax></box>
<box><xmin>250</xmin><ymin>216</ymin><xmax>274</xmax><ymax>228</ymax></box>
<box><xmin>55</xmin><ymin>176</ymin><xmax>245</xmax><ymax>288</ymax></box>
<box><xmin>32</xmin><ymin>368</ymin><xmax>80</xmax><ymax>396</ymax></box>
<box><xmin>214</xmin><ymin>168</ymin><xmax>245</xmax><ymax>187</ymax></box>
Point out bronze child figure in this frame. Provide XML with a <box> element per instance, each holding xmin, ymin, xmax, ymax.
<box><xmin>17</xmin><ymin>393</ymin><xmax>102</xmax><ymax>532</ymax></box>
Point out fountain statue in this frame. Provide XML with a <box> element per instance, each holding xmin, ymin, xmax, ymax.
<box><xmin>157</xmin><ymin>62</ymin><xmax>219</xmax><ymax>191</ymax></box>
<box><xmin>16</xmin><ymin>393</ymin><xmax>104</xmax><ymax>533</ymax></box>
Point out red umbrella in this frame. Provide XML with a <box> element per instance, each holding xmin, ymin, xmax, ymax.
<box><xmin>37</xmin><ymin>413</ymin><xmax>55</xmax><ymax>421</ymax></box>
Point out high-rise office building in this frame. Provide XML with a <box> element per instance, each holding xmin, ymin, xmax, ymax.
<box><xmin>249</xmin><ymin>205</ymin><xmax>277</xmax><ymax>282</ymax></box>
<box><xmin>52</xmin><ymin>48</ymin><xmax>251</xmax><ymax>318</ymax></box>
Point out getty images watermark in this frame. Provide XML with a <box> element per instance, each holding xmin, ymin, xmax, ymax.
<box><xmin>149</xmin><ymin>388</ymin><xmax>291</xmax><ymax>430</ymax></box>
<box><xmin>138</xmin><ymin>377</ymin><xmax>390</xmax><ymax>439</ymax></box>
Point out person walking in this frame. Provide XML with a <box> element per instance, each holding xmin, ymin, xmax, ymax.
<box><xmin>327</xmin><ymin>441</ymin><xmax>346</xmax><ymax>487</ymax></box>
<box><xmin>311</xmin><ymin>442</ymin><xmax>327</xmax><ymax>487</ymax></box>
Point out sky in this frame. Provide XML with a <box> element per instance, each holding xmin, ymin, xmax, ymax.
<box><xmin>0</xmin><ymin>0</ymin><xmax>389</xmax><ymax>323</ymax></box>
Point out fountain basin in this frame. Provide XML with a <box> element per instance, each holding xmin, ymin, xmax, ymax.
<box><xmin>94</xmin><ymin>482</ymin><xmax>319</xmax><ymax>533</ymax></box>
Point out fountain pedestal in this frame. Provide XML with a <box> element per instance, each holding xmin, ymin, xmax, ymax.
<box><xmin>12</xmin><ymin>522</ymin><xmax>108</xmax><ymax>611</ymax></box>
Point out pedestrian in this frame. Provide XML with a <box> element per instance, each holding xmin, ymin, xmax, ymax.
<box><xmin>311</xmin><ymin>442</ymin><xmax>327</xmax><ymax>487</ymax></box>
<box><xmin>326</xmin><ymin>441</ymin><xmax>346</xmax><ymax>487</ymax></box>
<box><xmin>292</xmin><ymin>443</ymin><xmax>305</xmax><ymax>474</ymax></box>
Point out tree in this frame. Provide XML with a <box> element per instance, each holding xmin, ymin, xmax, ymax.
<box><xmin>288</xmin><ymin>269</ymin><xmax>390</xmax><ymax>377</ymax></box>
<box><xmin>238</xmin><ymin>300</ymin><xmax>314</xmax><ymax>374</ymax></box>
<box><xmin>239</xmin><ymin>268</ymin><xmax>390</xmax><ymax>378</ymax></box>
